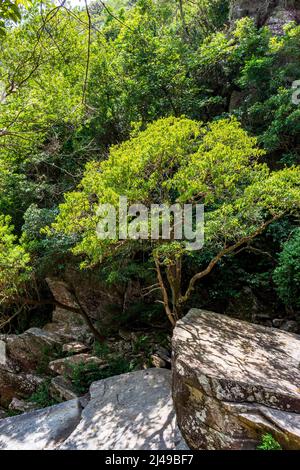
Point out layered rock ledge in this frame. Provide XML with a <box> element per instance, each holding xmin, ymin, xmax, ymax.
<box><xmin>172</xmin><ymin>309</ymin><xmax>300</xmax><ymax>450</ymax></box>
<box><xmin>0</xmin><ymin>368</ymin><xmax>187</xmax><ymax>450</ymax></box>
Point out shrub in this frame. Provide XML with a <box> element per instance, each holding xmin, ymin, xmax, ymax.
<box><xmin>257</xmin><ymin>433</ymin><xmax>282</xmax><ymax>451</ymax></box>
<box><xmin>273</xmin><ymin>229</ymin><xmax>300</xmax><ymax>308</ymax></box>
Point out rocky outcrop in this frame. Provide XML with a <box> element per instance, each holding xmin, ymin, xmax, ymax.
<box><xmin>0</xmin><ymin>369</ymin><xmax>188</xmax><ymax>450</ymax></box>
<box><xmin>4</xmin><ymin>328</ymin><xmax>62</xmax><ymax>370</ymax></box>
<box><xmin>0</xmin><ymin>399</ymin><xmax>82</xmax><ymax>450</ymax></box>
<box><xmin>230</xmin><ymin>0</ymin><xmax>300</xmax><ymax>34</ymax></box>
<box><xmin>172</xmin><ymin>309</ymin><xmax>300</xmax><ymax>450</ymax></box>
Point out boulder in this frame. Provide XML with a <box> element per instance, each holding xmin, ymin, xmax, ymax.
<box><xmin>0</xmin><ymin>399</ymin><xmax>82</xmax><ymax>450</ymax></box>
<box><xmin>49</xmin><ymin>376</ymin><xmax>78</xmax><ymax>402</ymax></box>
<box><xmin>0</xmin><ymin>369</ymin><xmax>188</xmax><ymax>450</ymax></box>
<box><xmin>172</xmin><ymin>309</ymin><xmax>300</xmax><ymax>450</ymax></box>
<box><xmin>43</xmin><ymin>322</ymin><xmax>93</xmax><ymax>345</ymax></box>
<box><xmin>0</xmin><ymin>366</ymin><xmax>44</xmax><ymax>408</ymax></box>
<box><xmin>48</xmin><ymin>354</ymin><xmax>107</xmax><ymax>377</ymax></box>
<box><xmin>59</xmin><ymin>369</ymin><xmax>187</xmax><ymax>450</ymax></box>
<box><xmin>9</xmin><ymin>398</ymin><xmax>38</xmax><ymax>413</ymax></box>
<box><xmin>5</xmin><ymin>328</ymin><xmax>62</xmax><ymax>371</ymax></box>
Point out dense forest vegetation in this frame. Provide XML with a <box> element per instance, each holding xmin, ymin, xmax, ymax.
<box><xmin>0</xmin><ymin>0</ymin><xmax>299</xmax><ymax>337</ymax></box>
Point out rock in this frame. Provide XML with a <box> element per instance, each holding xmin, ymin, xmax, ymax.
<box><xmin>0</xmin><ymin>409</ymin><xmax>7</xmax><ymax>419</ymax></box>
<box><xmin>280</xmin><ymin>320</ymin><xmax>299</xmax><ymax>333</ymax></box>
<box><xmin>59</xmin><ymin>369</ymin><xmax>188</xmax><ymax>450</ymax></box>
<box><xmin>230</xmin><ymin>0</ymin><xmax>300</xmax><ymax>28</ymax></box>
<box><xmin>0</xmin><ymin>399</ymin><xmax>82</xmax><ymax>450</ymax></box>
<box><xmin>49</xmin><ymin>376</ymin><xmax>78</xmax><ymax>402</ymax></box>
<box><xmin>172</xmin><ymin>309</ymin><xmax>300</xmax><ymax>450</ymax></box>
<box><xmin>265</xmin><ymin>5</ymin><xmax>299</xmax><ymax>34</ymax></box>
<box><xmin>151</xmin><ymin>354</ymin><xmax>167</xmax><ymax>368</ymax></box>
<box><xmin>5</xmin><ymin>328</ymin><xmax>62</xmax><ymax>371</ymax></box>
<box><xmin>49</xmin><ymin>354</ymin><xmax>107</xmax><ymax>377</ymax></box>
<box><xmin>62</xmin><ymin>342</ymin><xmax>90</xmax><ymax>354</ymax></box>
<box><xmin>9</xmin><ymin>397</ymin><xmax>38</xmax><ymax>413</ymax></box>
<box><xmin>0</xmin><ymin>367</ymin><xmax>44</xmax><ymax>408</ymax></box>
<box><xmin>155</xmin><ymin>345</ymin><xmax>171</xmax><ymax>364</ymax></box>
<box><xmin>43</xmin><ymin>322</ymin><xmax>93</xmax><ymax>345</ymax></box>
<box><xmin>273</xmin><ymin>318</ymin><xmax>284</xmax><ymax>328</ymax></box>
<box><xmin>46</xmin><ymin>278</ymin><xmax>79</xmax><ymax>312</ymax></box>
<box><xmin>0</xmin><ymin>340</ymin><xmax>6</xmax><ymax>367</ymax></box>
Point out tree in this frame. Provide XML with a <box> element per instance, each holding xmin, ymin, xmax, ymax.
<box><xmin>0</xmin><ymin>216</ymin><xmax>105</xmax><ymax>342</ymax></box>
<box><xmin>273</xmin><ymin>228</ymin><xmax>300</xmax><ymax>309</ymax></box>
<box><xmin>0</xmin><ymin>1</ymin><xmax>30</xmax><ymax>36</ymax></box>
<box><xmin>52</xmin><ymin>116</ymin><xmax>300</xmax><ymax>325</ymax></box>
<box><xmin>0</xmin><ymin>214</ymin><xmax>30</xmax><ymax>302</ymax></box>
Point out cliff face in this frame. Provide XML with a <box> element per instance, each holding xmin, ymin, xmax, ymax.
<box><xmin>230</xmin><ymin>0</ymin><xmax>300</xmax><ymax>33</ymax></box>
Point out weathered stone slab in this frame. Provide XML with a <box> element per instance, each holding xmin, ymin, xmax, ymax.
<box><xmin>0</xmin><ymin>399</ymin><xmax>82</xmax><ymax>450</ymax></box>
<box><xmin>5</xmin><ymin>328</ymin><xmax>62</xmax><ymax>371</ymax></box>
<box><xmin>49</xmin><ymin>354</ymin><xmax>107</xmax><ymax>377</ymax></box>
<box><xmin>59</xmin><ymin>369</ymin><xmax>188</xmax><ymax>450</ymax></box>
<box><xmin>172</xmin><ymin>309</ymin><xmax>300</xmax><ymax>450</ymax></box>
<box><xmin>0</xmin><ymin>368</ymin><xmax>44</xmax><ymax>408</ymax></box>
<box><xmin>50</xmin><ymin>376</ymin><xmax>78</xmax><ymax>402</ymax></box>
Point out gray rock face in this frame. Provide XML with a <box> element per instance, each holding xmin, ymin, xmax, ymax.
<box><xmin>230</xmin><ymin>0</ymin><xmax>300</xmax><ymax>33</ymax></box>
<box><xmin>172</xmin><ymin>309</ymin><xmax>300</xmax><ymax>450</ymax></box>
<box><xmin>50</xmin><ymin>376</ymin><xmax>78</xmax><ymax>402</ymax></box>
<box><xmin>0</xmin><ymin>369</ymin><xmax>187</xmax><ymax>450</ymax></box>
<box><xmin>0</xmin><ymin>399</ymin><xmax>82</xmax><ymax>450</ymax></box>
<box><xmin>60</xmin><ymin>369</ymin><xmax>187</xmax><ymax>450</ymax></box>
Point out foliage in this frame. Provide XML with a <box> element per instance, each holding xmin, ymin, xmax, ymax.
<box><xmin>53</xmin><ymin>116</ymin><xmax>300</xmax><ymax>323</ymax></box>
<box><xmin>0</xmin><ymin>214</ymin><xmax>30</xmax><ymax>302</ymax></box>
<box><xmin>273</xmin><ymin>229</ymin><xmax>300</xmax><ymax>308</ymax></box>
<box><xmin>257</xmin><ymin>433</ymin><xmax>282</xmax><ymax>451</ymax></box>
<box><xmin>29</xmin><ymin>379</ymin><xmax>59</xmax><ymax>408</ymax></box>
<box><xmin>0</xmin><ymin>0</ymin><xmax>30</xmax><ymax>36</ymax></box>
<box><xmin>0</xmin><ymin>0</ymin><xmax>299</xmax><ymax>329</ymax></box>
<box><xmin>69</xmin><ymin>357</ymin><xmax>135</xmax><ymax>394</ymax></box>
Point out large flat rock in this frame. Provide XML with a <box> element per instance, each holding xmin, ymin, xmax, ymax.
<box><xmin>0</xmin><ymin>399</ymin><xmax>82</xmax><ymax>450</ymax></box>
<box><xmin>0</xmin><ymin>369</ymin><xmax>187</xmax><ymax>450</ymax></box>
<box><xmin>60</xmin><ymin>368</ymin><xmax>187</xmax><ymax>450</ymax></box>
<box><xmin>172</xmin><ymin>309</ymin><xmax>300</xmax><ymax>450</ymax></box>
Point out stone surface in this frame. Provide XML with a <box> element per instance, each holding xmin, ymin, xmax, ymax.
<box><xmin>60</xmin><ymin>369</ymin><xmax>187</xmax><ymax>450</ymax></box>
<box><xmin>0</xmin><ymin>341</ymin><xmax>6</xmax><ymax>367</ymax></box>
<box><xmin>151</xmin><ymin>354</ymin><xmax>167</xmax><ymax>369</ymax></box>
<box><xmin>43</xmin><ymin>322</ymin><xmax>93</xmax><ymax>345</ymax></box>
<box><xmin>5</xmin><ymin>328</ymin><xmax>62</xmax><ymax>371</ymax></box>
<box><xmin>62</xmin><ymin>342</ymin><xmax>90</xmax><ymax>354</ymax></box>
<box><xmin>49</xmin><ymin>354</ymin><xmax>107</xmax><ymax>377</ymax></box>
<box><xmin>0</xmin><ymin>369</ymin><xmax>188</xmax><ymax>450</ymax></box>
<box><xmin>0</xmin><ymin>367</ymin><xmax>44</xmax><ymax>408</ymax></box>
<box><xmin>230</xmin><ymin>0</ymin><xmax>300</xmax><ymax>29</ymax></box>
<box><xmin>50</xmin><ymin>376</ymin><xmax>78</xmax><ymax>402</ymax></box>
<box><xmin>0</xmin><ymin>399</ymin><xmax>82</xmax><ymax>450</ymax></box>
<box><xmin>280</xmin><ymin>320</ymin><xmax>299</xmax><ymax>333</ymax></box>
<box><xmin>9</xmin><ymin>398</ymin><xmax>38</xmax><ymax>413</ymax></box>
<box><xmin>172</xmin><ymin>309</ymin><xmax>300</xmax><ymax>450</ymax></box>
